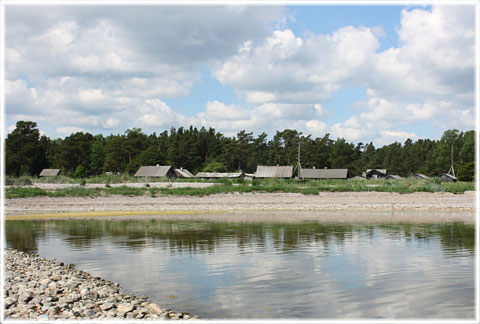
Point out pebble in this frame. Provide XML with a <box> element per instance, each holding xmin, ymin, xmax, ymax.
<box><xmin>4</xmin><ymin>249</ymin><xmax>199</xmax><ymax>320</ymax></box>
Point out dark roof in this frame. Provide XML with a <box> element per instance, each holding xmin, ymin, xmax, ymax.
<box><xmin>254</xmin><ymin>165</ymin><xmax>294</xmax><ymax>178</ymax></box>
<box><xmin>300</xmin><ymin>168</ymin><xmax>348</xmax><ymax>179</ymax></box>
<box><xmin>39</xmin><ymin>169</ymin><xmax>61</xmax><ymax>177</ymax></box>
<box><xmin>195</xmin><ymin>172</ymin><xmax>242</xmax><ymax>178</ymax></box>
<box><xmin>366</xmin><ymin>169</ymin><xmax>387</xmax><ymax>175</ymax></box>
<box><xmin>134</xmin><ymin>166</ymin><xmax>174</xmax><ymax>177</ymax></box>
<box><xmin>174</xmin><ymin>168</ymin><xmax>194</xmax><ymax>178</ymax></box>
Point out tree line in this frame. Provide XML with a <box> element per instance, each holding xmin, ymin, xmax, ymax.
<box><xmin>5</xmin><ymin>120</ymin><xmax>475</xmax><ymax>181</ymax></box>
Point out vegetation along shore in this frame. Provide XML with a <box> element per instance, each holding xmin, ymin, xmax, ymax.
<box><xmin>5</xmin><ymin>121</ymin><xmax>475</xmax><ymax>181</ymax></box>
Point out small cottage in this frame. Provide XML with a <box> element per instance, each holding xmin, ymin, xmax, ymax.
<box><xmin>440</xmin><ymin>173</ymin><xmax>457</xmax><ymax>183</ymax></box>
<box><xmin>254</xmin><ymin>165</ymin><xmax>294</xmax><ymax>179</ymax></box>
<box><xmin>134</xmin><ymin>165</ymin><xmax>176</xmax><ymax>178</ymax></box>
<box><xmin>364</xmin><ymin>169</ymin><xmax>387</xmax><ymax>180</ymax></box>
<box><xmin>174</xmin><ymin>168</ymin><xmax>194</xmax><ymax>178</ymax></box>
<box><xmin>300</xmin><ymin>168</ymin><xmax>348</xmax><ymax>180</ymax></box>
<box><xmin>413</xmin><ymin>173</ymin><xmax>431</xmax><ymax>180</ymax></box>
<box><xmin>39</xmin><ymin>169</ymin><xmax>61</xmax><ymax>177</ymax></box>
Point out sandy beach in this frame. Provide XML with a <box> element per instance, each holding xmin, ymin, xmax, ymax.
<box><xmin>4</xmin><ymin>191</ymin><xmax>476</xmax><ymax>223</ymax></box>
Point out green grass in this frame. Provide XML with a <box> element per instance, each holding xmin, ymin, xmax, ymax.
<box><xmin>5</xmin><ymin>177</ymin><xmax>474</xmax><ymax>198</ymax></box>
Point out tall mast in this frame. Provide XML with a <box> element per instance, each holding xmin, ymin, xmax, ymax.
<box><xmin>448</xmin><ymin>143</ymin><xmax>456</xmax><ymax>177</ymax></box>
<box><xmin>298</xmin><ymin>140</ymin><xmax>302</xmax><ymax>178</ymax></box>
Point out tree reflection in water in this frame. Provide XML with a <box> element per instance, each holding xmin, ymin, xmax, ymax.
<box><xmin>6</xmin><ymin>219</ymin><xmax>474</xmax><ymax>256</ymax></box>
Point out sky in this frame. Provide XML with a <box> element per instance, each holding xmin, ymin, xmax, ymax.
<box><xmin>3</xmin><ymin>2</ymin><xmax>477</xmax><ymax>146</ymax></box>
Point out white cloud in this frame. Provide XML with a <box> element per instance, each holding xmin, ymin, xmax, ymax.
<box><xmin>4</xmin><ymin>5</ymin><xmax>475</xmax><ymax>144</ymax></box>
<box><xmin>56</xmin><ymin>126</ymin><xmax>86</xmax><ymax>137</ymax></box>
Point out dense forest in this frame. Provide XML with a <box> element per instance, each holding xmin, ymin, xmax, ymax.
<box><xmin>4</xmin><ymin>121</ymin><xmax>476</xmax><ymax>181</ymax></box>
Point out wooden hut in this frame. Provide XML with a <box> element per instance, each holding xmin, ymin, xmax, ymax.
<box><xmin>413</xmin><ymin>173</ymin><xmax>431</xmax><ymax>180</ymax></box>
<box><xmin>134</xmin><ymin>166</ymin><xmax>176</xmax><ymax>178</ymax></box>
<box><xmin>440</xmin><ymin>173</ymin><xmax>457</xmax><ymax>183</ymax></box>
<box><xmin>300</xmin><ymin>168</ymin><xmax>348</xmax><ymax>180</ymax></box>
<box><xmin>39</xmin><ymin>169</ymin><xmax>61</xmax><ymax>177</ymax></box>
<box><xmin>364</xmin><ymin>169</ymin><xmax>387</xmax><ymax>180</ymax></box>
<box><xmin>254</xmin><ymin>165</ymin><xmax>294</xmax><ymax>179</ymax></box>
<box><xmin>174</xmin><ymin>168</ymin><xmax>194</xmax><ymax>178</ymax></box>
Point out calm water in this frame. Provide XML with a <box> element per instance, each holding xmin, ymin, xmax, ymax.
<box><xmin>5</xmin><ymin>217</ymin><xmax>475</xmax><ymax>319</ymax></box>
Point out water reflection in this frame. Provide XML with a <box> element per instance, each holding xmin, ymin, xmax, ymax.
<box><xmin>6</xmin><ymin>219</ymin><xmax>475</xmax><ymax>256</ymax></box>
<box><xmin>5</xmin><ymin>217</ymin><xmax>475</xmax><ymax>319</ymax></box>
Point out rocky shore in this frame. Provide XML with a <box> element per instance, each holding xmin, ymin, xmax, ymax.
<box><xmin>4</xmin><ymin>249</ymin><xmax>199</xmax><ymax>320</ymax></box>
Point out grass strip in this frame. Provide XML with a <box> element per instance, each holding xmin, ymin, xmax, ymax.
<box><xmin>6</xmin><ymin>179</ymin><xmax>474</xmax><ymax>199</ymax></box>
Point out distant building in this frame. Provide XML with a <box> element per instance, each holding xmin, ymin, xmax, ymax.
<box><xmin>254</xmin><ymin>165</ymin><xmax>294</xmax><ymax>179</ymax></box>
<box><xmin>440</xmin><ymin>173</ymin><xmax>457</xmax><ymax>183</ymax></box>
<box><xmin>300</xmin><ymin>168</ymin><xmax>348</xmax><ymax>180</ymax></box>
<box><xmin>174</xmin><ymin>168</ymin><xmax>194</xmax><ymax>178</ymax></box>
<box><xmin>195</xmin><ymin>172</ymin><xmax>243</xmax><ymax>179</ymax></box>
<box><xmin>385</xmin><ymin>175</ymin><xmax>403</xmax><ymax>180</ymax></box>
<box><xmin>39</xmin><ymin>169</ymin><xmax>61</xmax><ymax>177</ymax></box>
<box><xmin>134</xmin><ymin>165</ymin><xmax>176</xmax><ymax>178</ymax></box>
<box><xmin>413</xmin><ymin>173</ymin><xmax>431</xmax><ymax>180</ymax></box>
<box><xmin>364</xmin><ymin>169</ymin><xmax>387</xmax><ymax>180</ymax></box>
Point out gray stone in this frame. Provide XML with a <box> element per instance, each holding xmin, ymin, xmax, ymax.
<box><xmin>64</xmin><ymin>279</ymin><xmax>79</xmax><ymax>289</ymax></box>
<box><xmin>147</xmin><ymin>303</ymin><xmax>163</xmax><ymax>315</ymax></box>
<box><xmin>18</xmin><ymin>292</ymin><xmax>33</xmax><ymax>304</ymax></box>
<box><xmin>99</xmin><ymin>302</ymin><xmax>113</xmax><ymax>311</ymax></box>
<box><xmin>117</xmin><ymin>303</ymin><xmax>135</xmax><ymax>313</ymax></box>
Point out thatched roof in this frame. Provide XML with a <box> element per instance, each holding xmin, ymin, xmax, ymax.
<box><xmin>254</xmin><ymin>165</ymin><xmax>294</xmax><ymax>178</ymax></box>
<box><xmin>195</xmin><ymin>172</ymin><xmax>242</xmax><ymax>179</ymax></box>
<box><xmin>174</xmin><ymin>168</ymin><xmax>194</xmax><ymax>178</ymax></box>
<box><xmin>300</xmin><ymin>168</ymin><xmax>348</xmax><ymax>179</ymax></box>
<box><xmin>134</xmin><ymin>166</ymin><xmax>174</xmax><ymax>177</ymax></box>
<box><xmin>39</xmin><ymin>169</ymin><xmax>61</xmax><ymax>177</ymax></box>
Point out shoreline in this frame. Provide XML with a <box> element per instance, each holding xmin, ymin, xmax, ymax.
<box><xmin>4</xmin><ymin>249</ymin><xmax>199</xmax><ymax>320</ymax></box>
<box><xmin>4</xmin><ymin>191</ymin><xmax>476</xmax><ymax>223</ymax></box>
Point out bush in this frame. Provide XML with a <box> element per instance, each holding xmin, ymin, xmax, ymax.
<box><xmin>73</xmin><ymin>165</ymin><xmax>86</xmax><ymax>179</ymax></box>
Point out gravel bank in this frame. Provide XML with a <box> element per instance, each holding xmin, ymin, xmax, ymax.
<box><xmin>5</xmin><ymin>191</ymin><xmax>476</xmax><ymax>217</ymax></box>
<box><xmin>4</xmin><ymin>249</ymin><xmax>199</xmax><ymax>321</ymax></box>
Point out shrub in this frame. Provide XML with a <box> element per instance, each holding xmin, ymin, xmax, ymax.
<box><xmin>73</xmin><ymin>165</ymin><xmax>86</xmax><ymax>179</ymax></box>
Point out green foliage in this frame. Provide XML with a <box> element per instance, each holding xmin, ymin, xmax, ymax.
<box><xmin>203</xmin><ymin>161</ymin><xmax>227</xmax><ymax>172</ymax></box>
<box><xmin>6</xmin><ymin>187</ymin><xmax>48</xmax><ymax>198</ymax></box>
<box><xmin>5</xmin><ymin>121</ymin><xmax>476</xmax><ymax>181</ymax></box>
<box><xmin>73</xmin><ymin>165</ymin><xmax>86</xmax><ymax>179</ymax></box>
<box><xmin>5</xmin><ymin>121</ymin><xmax>44</xmax><ymax>176</ymax></box>
<box><xmin>458</xmin><ymin>161</ymin><xmax>475</xmax><ymax>182</ymax></box>
<box><xmin>105</xmin><ymin>185</ymin><xmax>145</xmax><ymax>196</ymax></box>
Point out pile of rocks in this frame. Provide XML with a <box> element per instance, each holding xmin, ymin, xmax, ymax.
<box><xmin>4</xmin><ymin>249</ymin><xmax>199</xmax><ymax>320</ymax></box>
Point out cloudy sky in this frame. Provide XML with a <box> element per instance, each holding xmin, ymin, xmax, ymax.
<box><xmin>3</xmin><ymin>3</ymin><xmax>477</xmax><ymax>145</ymax></box>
